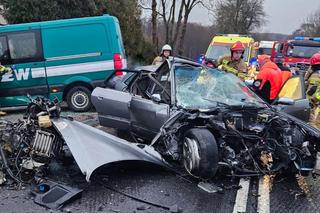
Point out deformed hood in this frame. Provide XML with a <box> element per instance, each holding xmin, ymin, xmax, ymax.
<box><xmin>52</xmin><ymin>118</ymin><xmax>168</xmax><ymax>182</ymax></box>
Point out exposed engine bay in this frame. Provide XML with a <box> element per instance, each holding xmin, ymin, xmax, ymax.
<box><xmin>153</xmin><ymin>107</ymin><xmax>320</xmax><ymax>179</ymax></box>
<box><xmin>0</xmin><ymin>97</ymin><xmax>65</xmax><ymax>184</ymax></box>
<box><xmin>0</xmin><ymin>96</ymin><xmax>167</xmax><ymax>185</ymax></box>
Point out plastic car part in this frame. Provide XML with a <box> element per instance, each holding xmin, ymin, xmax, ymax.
<box><xmin>32</xmin><ymin>180</ymin><xmax>83</xmax><ymax>209</ymax></box>
<box><xmin>38</xmin><ymin>115</ymin><xmax>52</xmax><ymax>128</ymax></box>
<box><xmin>197</xmin><ymin>181</ymin><xmax>223</xmax><ymax>193</ymax></box>
<box><xmin>0</xmin><ymin>171</ymin><xmax>6</xmax><ymax>185</ymax></box>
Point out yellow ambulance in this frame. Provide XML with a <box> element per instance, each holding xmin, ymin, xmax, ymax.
<box><xmin>205</xmin><ymin>34</ymin><xmax>257</xmax><ymax>65</ymax></box>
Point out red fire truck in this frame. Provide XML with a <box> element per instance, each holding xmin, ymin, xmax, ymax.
<box><xmin>270</xmin><ymin>37</ymin><xmax>320</xmax><ymax>75</ymax></box>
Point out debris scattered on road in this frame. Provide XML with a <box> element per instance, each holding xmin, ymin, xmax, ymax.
<box><xmin>137</xmin><ymin>205</ymin><xmax>150</xmax><ymax>210</ymax></box>
<box><xmin>98</xmin><ymin>180</ymin><xmax>183</xmax><ymax>213</ymax></box>
<box><xmin>0</xmin><ymin>171</ymin><xmax>6</xmax><ymax>185</ymax></box>
<box><xmin>30</xmin><ymin>179</ymin><xmax>83</xmax><ymax>209</ymax></box>
<box><xmin>296</xmin><ymin>174</ymin><xmax>311</xmax><ymax>195</ymax></box>
<box><xmin>197</xmin><ymin>181</ymin><xmax>223</xmax><ymax>193</ymax></box>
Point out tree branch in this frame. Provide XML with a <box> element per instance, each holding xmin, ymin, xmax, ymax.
<box><xmin>139</xmin><ymin>4</ymin><xmax>164</xmax><ymax>17</ymax></box>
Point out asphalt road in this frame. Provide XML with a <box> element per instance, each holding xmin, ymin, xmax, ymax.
<box><xmin>0</xmin><ymin>110</ymin><xmax>320</xmax><ymax>213</ymax></box>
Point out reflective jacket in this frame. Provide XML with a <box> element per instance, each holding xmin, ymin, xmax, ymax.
<box><xmin>306</xmin><ymin>69</ymin><xmax>320</xmax><ymax>103</ymax></box>
<box><xmin>0</xmin><ymin>65</ymin><xmax>11</xmax><ymax>73</ymax></box>
<box><xmin>152</xmin><ymin>56</ymin><xmax>165</xmax><ymax>65</ymax></box>
<box><xmin>218</xmin><ymin>55</ymin><xmax>247</xmax><ymax>79</ymax></box>
<box><xmin>256</xmin><ymin>61</ymin><xmax>283</xmax><ymax>100</ymax></box>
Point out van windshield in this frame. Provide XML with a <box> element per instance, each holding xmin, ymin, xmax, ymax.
<box><xmin>206</xmin><ymin>44</ymin><xmax>249</xmax><ymax>62</ymax></box>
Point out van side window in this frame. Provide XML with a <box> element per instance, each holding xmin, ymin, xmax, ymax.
<box><xmin>7</xmin><ymin>30</ymin><xmax>43</xmax><ymax>64</ymax></box>
<box><xmin>0</xmin><ymin>36</ymin><xmax>9</xmax><ymax>62</ymax></box>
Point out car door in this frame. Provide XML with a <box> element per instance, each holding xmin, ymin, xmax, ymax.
<box><xmin>91</xmin><ymin>87</ymin><xmax>132</xmax><ymax>130</ymax></box>
<box><xmin>129</xmin><ymin>62</ymin><xmax>171</xmax><ymax>139</ymax></box>
<box><xmin>276</xmin><ymin>75</ymin><xmax>310</xmax><ymax>121</ymax></box>
<box><xmin>130</xmin><ymin>96</ymin><xmax>170</xmax><ymax>139</ymax></box>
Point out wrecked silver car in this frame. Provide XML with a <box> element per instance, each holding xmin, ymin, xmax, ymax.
<box><xmin>92</xmin><ymin>58</ymin><xmax>320</xmax><ymax>179</ymax></box>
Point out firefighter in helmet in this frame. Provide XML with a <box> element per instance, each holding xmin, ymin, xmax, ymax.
<box><xmin>305</xmin><ymin>53</ymin><xmax>320</xmax><ymax>127</ymax></box>
<box><xmin>152</xmin><ymin>44</ymin><xmax>172</xmax><ymax>65</ymax></box>
<box><xmin>218</xmin><ymin>41</ymin><xmax>248</xmax><ymax>80</ymax></box>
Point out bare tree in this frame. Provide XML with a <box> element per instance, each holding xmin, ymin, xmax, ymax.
<box><xmin>140</xmin><ymin>0</ymin><xmax>183</xmax><ymax>45</ymax></box>
<box><xmin>212</xmin><ymin>0</ymin><xmax>266</xmax><ymax>34</ymax></box>
<box><xmin>139</xmin><ymin>0</ymin><xmax>210</xmax><ymax>55</ymax></box>
<box><xmin>177</xmin><ymin>0</ymin><xmax>204</xmax><ymax>55</ymax></box>
<box><xmin>292</xmin><ymin>8</ymin><xmax>320</xmax><ymax>37</ymax></box>
<box><xmin>151</xmin><ymin>0</ymin><xmax>158</xmax><ymax>52</ymax></box>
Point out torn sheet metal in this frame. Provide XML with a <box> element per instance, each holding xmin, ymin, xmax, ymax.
<box><xmin>52</xmin><ymin>118</ymin><xmax>168</xmax><ymax>182</ymax></box>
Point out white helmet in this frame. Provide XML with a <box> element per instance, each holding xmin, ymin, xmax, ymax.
<box><xmin>161</xmin><ymin>44</ymin><xmax>172</xmax><ymax>53</ymax></box>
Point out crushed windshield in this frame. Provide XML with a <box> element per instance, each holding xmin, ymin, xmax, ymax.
<box><xmin>206</xmin><ymin>45</ymin><xmax>249</xmax><ymax>61</ymax></box>
<box><xmin>287</xmin><ymin>45</ymin><xmax>320</xmax><ymax>58</ymax></box>
<box><xmin>175</xmin><ymin>66</ymin><xmax>267</xmax><ymax>109</ymax></box>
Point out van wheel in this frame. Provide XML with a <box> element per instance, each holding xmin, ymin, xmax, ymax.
<box><xmin>182</xmin><ymin>128</ymin><xmax>218</xmax><ymax>179</ymax></box>
<box><xmin>66</xmin><ymin>86</ymin><xmax>92</xmax><ymax>112</ymax></box>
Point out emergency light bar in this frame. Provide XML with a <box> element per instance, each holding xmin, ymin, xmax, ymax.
<box><xmin>294</xmin><ymin>37</ymin><xmax>320</xmax><ymax>42</ymax></box>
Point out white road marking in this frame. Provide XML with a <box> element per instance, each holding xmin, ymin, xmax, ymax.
<box><xmin>257</xmin><ymin>176</ymin><xmax>270</xmax><ymax>213</ymax></box>
<box><xmin>233</xmin><ymin>178</ymin><xmax>250</xmax><ymax>213</ymax></box>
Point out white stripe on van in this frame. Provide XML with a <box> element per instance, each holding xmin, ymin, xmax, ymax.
<box><xmin>46</xmin><ymin>52</ymin><xmax>102</xmax><ymax>62</ymax></box>
<box><xmin>30</xmin><ymin>60</ymin><xmax>114</xmax><ymax>78</ymax></box>
<box><xmin>32</xmin><ymin>67</ymin><xmax>46</xmax><ymax>78</ymax></box>
<box><xmin>46</xmin><ymin>60</ymin><xmax>114</xmax><ymax>77</ymax></box>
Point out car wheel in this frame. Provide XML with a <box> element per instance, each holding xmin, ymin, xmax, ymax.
<box><xmin>66</xmin><ymin>86</ymin><xmax>92</xmax><ymax>112</ymax></box>
<box><xmin>182</xmin><ymin>128</ymin><xmax>218</xmax><ymax>179</ymax></box>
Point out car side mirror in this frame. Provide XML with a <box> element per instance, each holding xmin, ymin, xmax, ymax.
<box><xmin>274</xmin><ymin>97</ymin><xmax>295</xmax><ymax>105</ymax></box>
<box><xmin>244</xmin><ymin>80</ymin><xmax>254</xmax><ymax>87</ymax></box>
<box><xmin>151</xmin><ymin>94</ymin><xmax>161</xmax><ymax>103</ymax></box>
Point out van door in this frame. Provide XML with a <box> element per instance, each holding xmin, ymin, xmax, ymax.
<box><xmin>0</xmin><ymin>29</ymin><xmax>47</xmax><ymax>107</ymax></box>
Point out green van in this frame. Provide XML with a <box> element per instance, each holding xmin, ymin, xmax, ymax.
<box><xmin>0</xmin><ymin>14</ymin><xmax>126</xmax><ymax>111</ymax></box>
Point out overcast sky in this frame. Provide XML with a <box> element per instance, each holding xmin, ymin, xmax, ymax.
<box><xmin>188</xmin><ymin>0</ymin><xmax>320</xmax><ymax>34</ymax></box>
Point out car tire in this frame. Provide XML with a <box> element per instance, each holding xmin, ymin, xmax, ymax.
<box><xmin>182</xmin><ymin>128</ymin><xmax>218</xmax><ymax>179</ymax></box>
<box><xmin>66</xmin><ymin>86</ymin><xmax>92</xmax><ymax>112</ymax></box>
